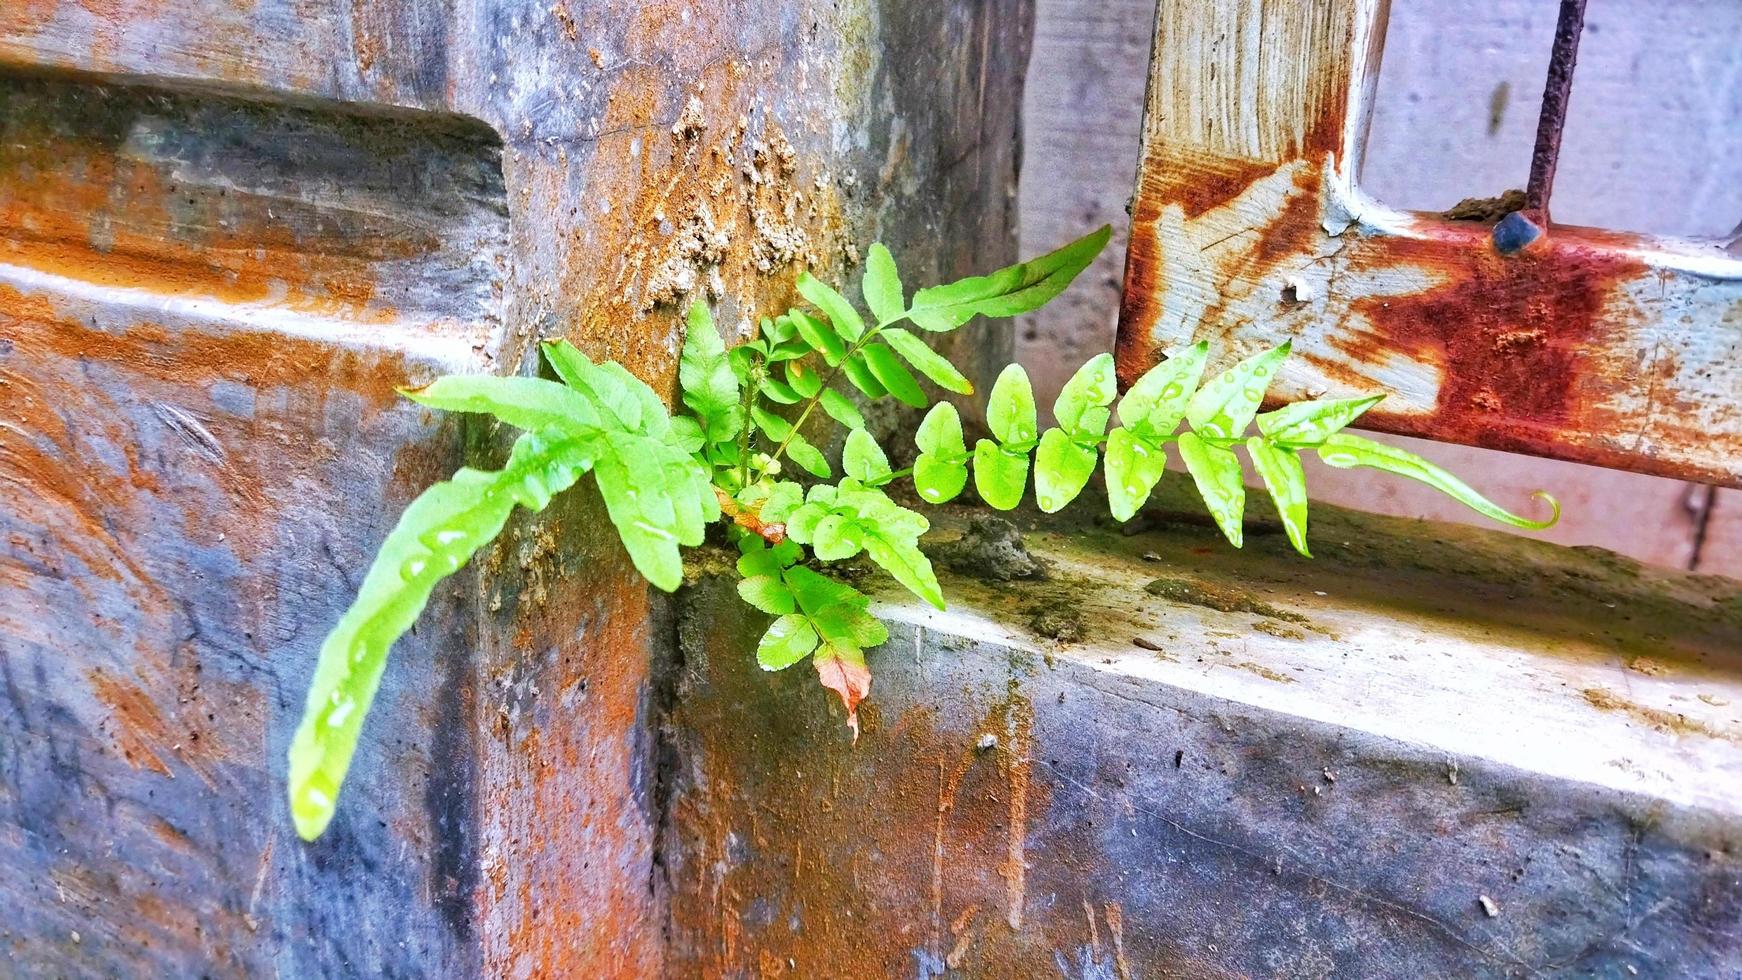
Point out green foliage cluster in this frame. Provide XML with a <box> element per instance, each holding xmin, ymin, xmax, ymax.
<box><xmin>287</xmin><ymin>225</ymin><xmax>1557</xmax><ymax>841</ymax></box>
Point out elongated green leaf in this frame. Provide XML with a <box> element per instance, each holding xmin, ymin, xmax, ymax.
<box><xmin>543</xmin><ymin>341</ymin><xmax>664</xmax><ymax>437</ymax></box>
<box><xmin>1119</xmin><ymin>341</ymin><xmax>1208</xmax><ymax>438</ymax></box>
<box><xmin>841</xmin><ymin>352</ymin><xmax>888</xmax><ymax>399</ymax></box>
<box><xmin>862</xmin><ymin>243</ymin><xmax>906</xmax><ymax>325</ymax></box>
<box><xmin>862</xmin><ymin>534</ymin><xmax>944</xmax><ymax>610</ymax></box>
<box><xmin>843</xmin><ymin>427</ymin><xmax>892</xmax><ymax>483</ymax></box>
<box><xmin>915</xmin><ymin>402</ymin><xmax>966</xmax><ymax>457</ymax></box>
<box><xmin>880</xmin><ymin>328</ymin><xmax>972</xmax><ymax>395</ymax></box>
<box><xmin>985</xmin><ymin>364</ymin><xmax>1038</xmax><ymax>446</ymax></box>
<box><xmin>1186</xmin><ymin>342</ymin><xmax>1291</xmax><ymax>439</ymax></box>
<box><xmin>797</xmin><ymin>271</ymin><xmax>866</xmax><ymax>342</ymax></box>
<box><xmin>1256</xmin><ymin>395</ymin><xmax>1384</xmax><ymax>447</ymax></box>
<box><xmin>757</xmin><ymin>614</ymin><xmax>820</xmax><ymax>670</ymax></box>
<box><xmin>785</xmin><ymin>432</ymin><xmax>831</xmax><ymax>478</ymax></box>
<box><xmin>1103</xmin><ymin>427</ymin><xmax>1168</xmax><ymax>521</ymax></box>
<box><xmin>820</xmin><ymin>388</ymin><xmax>865</xmax><ymax>430</ymax></box>
<box><xmin>678</xmin><ymin>300</ymin><xmax>743</xmax><ymax>443</ymax></box>
<box><xmin>594</xmin><ymin>436</ymin><xmax>689</xmax><ymax>589</ymax></box>
<box><xmin>1034</xmin><ymin>428</ymin><xmax>1097</xmax><ymax>513</ymax></box>
<box><xmin>290</xmin><ymin>429</ymin><xmax>596</xmax><ymax>841</ymax></box>
<box><xmin>861</xmin><ymin>343</ymin><xmax>927</xmax><ymax>407</ymax></box>
<box><xmin>906</xmin><ymin>225</ymin><xmax>1111</xmax><ymax>331</ymax></box>
<box><xmin>1317</xmin><ymin>433</ymin><xmax>1560</xmax><ymax>529</ymax></box>
<box><xmin>403</xmin><ymin>375</ymin><xmax>599</xmax><ymax>435</ymax></box>
<box><xmin>1247</xmin><ymin>437</ymin><xmax>1310</xmax><ymax>556</ymax></box>
<box><xmin>1054</xmin><ymin>353</ymin><xmax>1116</xmax><ymax>435</ymax></box>
<box><xmin>789</xmin><ymin>309</ymin><xmax>847</xmax><ymax>365</ymax></box>
<box><xmin>973</xmin><ymin>439</ymin><xmax>1029</xmax><ymax>510</ymax></box>
<box><xmin>1177</xmin><ymin>431</ymin><xmax>1246</xmax><ymax>547</ymax></box>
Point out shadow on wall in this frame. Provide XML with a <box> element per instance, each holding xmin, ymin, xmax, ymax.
<box><xmin>1016</xmin><ymin>0</ymin><xmax>1741</xmax><ymax>578</ymax></box>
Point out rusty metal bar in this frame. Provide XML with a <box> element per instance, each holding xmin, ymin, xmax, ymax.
<box><xmin>1524</xmin><ymin>0</ymin><xmax>1589</xmax><ymax>219</ymax></box>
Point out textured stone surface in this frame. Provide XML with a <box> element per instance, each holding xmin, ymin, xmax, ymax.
<box><xmin>0</xmin><ymin>1</ymin><xmax>1031</xmax><ymax>973</ymax></box>
<box><xmin>667</xmin><ymin>480</ymin><xmax>1742</xmax><ymax>977</ymax></box>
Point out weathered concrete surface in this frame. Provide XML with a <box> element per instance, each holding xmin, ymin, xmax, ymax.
<box><xmin>666</xmin><ymin>477</ymin><xmax>1742</xmax><ymax>976</ymax></box>
<box><xmin>0</xmin><ymin>1</ymin><xmax>1031</xmax><ymax>974</ymax></box>
<box><xmin>1117</xmin><ymin>0</ymin><xmax>1742</xmax><ymax>490</ymax></box>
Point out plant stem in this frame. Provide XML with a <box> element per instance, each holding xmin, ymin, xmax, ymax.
<box><xmin>767</xmin><ymin>325</ymin><xmax>883</xmax><ymax>469</ymax></box>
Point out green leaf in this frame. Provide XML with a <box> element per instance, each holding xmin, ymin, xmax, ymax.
<box><xmin>1256</xmin><ymin>395</ymin><xmax>1384</xmax><ymax>447</ymax></box>
<box><xmin>985</xmin><ymin>364</ymin><xmax>1038</xmax><ymax>446</ymax></box>
<box><xmin>752</xmin><ymin>403</ymin><xmax>792</xmax><ymax>441</ymax></box>
<box><xmin>757</xmin><ymin>614</ymin><xmax>820</xmax><ymax>670</ymax></box>
<box><xmin>1034</xmin><ymin>428</ymin><xmax>1097</xmax><ymax>513</ymax></box>
<box><xmin>914</xmin><ymin>454</ymin><xmax>968</xmax><ymax>504</ymax></box>
<box><xmin>812</xmin><ymin>513</ymin><xmax>865</xmax><ymax>560</ymax></box>
<box><xmin>797</xmin><ymin>271</ymin><xmax>866</xmax><ymax>342</ymax></box>
<box><xmin>757</xmin><ymin>481</ymin><xmax>807</xmax><ymax>524</ymax></box>
<box><xmin>906</xmin><ymin>225</ymin><xmax>1111</xmax><ymax>331</ymax></box>
<box><xmin>861</xmin><ymin>343</ymin><xmax>927</xmax><ymax>408</ymax></box>
<box><xmin>789</xmin><ymin>309</ymin><xmax>847</xmax><ymax>365</ymax></box>
<box><xmin>1177</xmin><ymin>431</ymin><xmax>1247</xmax><ymax>547</ymax></box>
<box><xmin>543</xmin><ymin>342</ymin><xmax>672</xmax><ymax>438</ymax></box>
<box><xmin>843</xmin><ymin>428</ymin><xmax>893</xmax><ymax>483</ymax></box>
<box><xmin>739</xmin><ymin>575</ymin><xmax>797</xmax><ymax>615</ymax></box>
<box><xmin>402</xmin><ymin>375</ymin><xmax>599</xmax><ymax>435</ymax></box>
<box><xmin>1054</xmin><ymin>353</ymin><xmax>1116</xmax><ymax>435</ymax></box>
<box><xmin>820</xmin><ymin>388</ymin><xmax>866</xmax><ymax>430</ymax></box>
<box><xmin>861</xmin><ymin>533</ymin><xmax>944</xmax><ymax>610</ymax></box>
<box><xmin>594</xmin><ymin>437</ymin><xmax>693</xmax><ymax>589</ymax></box>
<box><xmin>785</xmin><ymin>359</ymin><xmax>825</xmax><ymax>398</ymax></box>
<box><xmin>667</xmin><ymin>416</ymin><xmax>706</xmax><ymax>453</ymax></box>
<box><xmin>678</xmin><ymin>300</ymin><xmax>744</xmax><ymax>443</ymax></box>
<box><xmin>1247</xmin><ymin>437</ymin><xmax>1310</xmax><ymax>556</ymax></box>
<box><xmin>1185</xmin><ymin>342</ymin><xmax>1292</xmax><ymax>439</ymax></box>
<box><xmin>759</xmin><ymin>376</ymin><xmax>802</xmax><ymax>404</ymax></box>
<box><xmin>841</xmin><ymin>352</ymin><xmax>889</xmax><ymax>399</ymax></box>
<box><xmin>862</xmin><ymin>243</ymin><xmax>906</xmax><ymax>325</ymax></box>
<box><xmin>973</xmin><ymin>439</ymin><xmax>1029</xmax><ymax>510</ymax></box>
<box><xmin>289</xmin><ymin>429</ymin><xmax>596</xmax><ymax>841</ymax></box>
<box><xmin>1118</xmin><ymin>341</ymin><xmax>1208</xmax><ymax>438</ymax></box>
<box><xmin>880</xmin><ymin>328</ymin><xmax>972</xmax><ymax>395</ymax></box>
<box><xmin>785</xmin><ymin>433</ymin><xmax>831</xmax><ymax>478</ymax></box>
<box><xmin>915</xmin><ymin>402</ymin><xmax>967</xmax><ymax>458</ymax></box>
<box><xmin>1316</xmin><ymin>433</ymin><xmax>1560</xmax><ymax>529</ymax></box>
<box><xmin>1103</xmin><ymin>426</ymin><xmax>1169</xmax><ymax>522</ymax></box>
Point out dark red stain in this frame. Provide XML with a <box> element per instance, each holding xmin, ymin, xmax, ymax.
<box><xmin>1345</xmin><ymin>222</ymin><xmax>1647</xmax><ymax>456</ymax></box>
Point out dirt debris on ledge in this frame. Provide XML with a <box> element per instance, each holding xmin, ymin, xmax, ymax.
<box><xmin>935</xmin><ymin>516</ymin><xmax>1049</xmax><ymax>582</ymax></box>
<box><xmin>1443</xmin><ymin>188</ymin><xmax>1526</xmax><ymax>223</ymax></box>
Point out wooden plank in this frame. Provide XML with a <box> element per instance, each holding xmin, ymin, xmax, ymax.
<box><xmin>1118</xmin><ymin>0</ymin><xmax>1742</xmax><ymax>488</ymax></box>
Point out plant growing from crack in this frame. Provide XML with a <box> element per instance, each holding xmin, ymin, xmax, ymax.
<box><xmin>287</xmin><ymin>226</ymin><xmax>1559</xmax><ymax>840</ymax></box>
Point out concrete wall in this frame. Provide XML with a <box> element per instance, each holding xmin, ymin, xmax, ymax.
<box><xmin>1019</xmin><ymin>0</ymin><xmax>1742</xmax><ymax>578</ymax></box>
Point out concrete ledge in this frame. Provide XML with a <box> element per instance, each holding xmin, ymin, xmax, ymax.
<box><xmin>664</xmin><ymin>479</ymin><xmax>1742</xmax><ymax>976</ymax></box>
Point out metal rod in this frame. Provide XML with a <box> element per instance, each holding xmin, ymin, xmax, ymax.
<box><xmin>1524</xmin><ymin>0</ymin><xmax>1589</xmax><ymax>220</ymax></box>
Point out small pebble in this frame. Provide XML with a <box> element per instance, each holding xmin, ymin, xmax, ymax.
<box><xmin>976</xmin><ymin>733</ymin><xmax>997</xmax><ymax>751</ymax></box>
<box><xmin>1141</xmin><ymin>551</ymin><xmax>1162</xmax><ymax>562</ymax></box>
<box><xmin>1478</xmin><ymin>895</ymin><xmax>1500</xmax><ymax>918</ymax></box>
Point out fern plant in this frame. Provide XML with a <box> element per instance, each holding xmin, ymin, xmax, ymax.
<box><xmin>287</xmin><ymin>226</ymin><xmax>1557</xmax><ymax>840</ymax></box>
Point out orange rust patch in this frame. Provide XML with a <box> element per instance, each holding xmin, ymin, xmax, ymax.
<box><xmin>1344</xmin><ymin>224</ymin><xmax>1647</xmax><ymax>456</ymax></box>
<box><xmin>88</xmin><ymin>668</ymin><xmax>176</xmax><ymax>778</ymax></box>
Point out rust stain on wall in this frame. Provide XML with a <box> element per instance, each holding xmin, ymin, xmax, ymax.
<box><xmin>1343</xmin><ymin>224</ymin><xmax>1647</xmax><ymax>457</ymax></box>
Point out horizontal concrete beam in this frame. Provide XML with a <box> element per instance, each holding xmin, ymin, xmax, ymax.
<box><xmin>665</xmin><ymin>477</ymin><xmax>1742</xmax><ymax>976</ymax></box>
